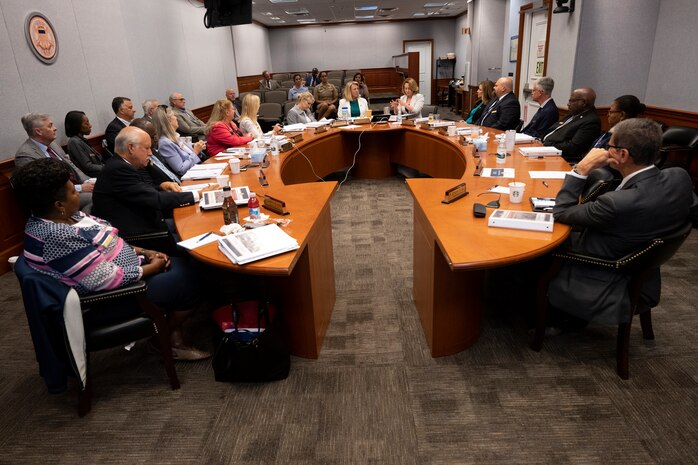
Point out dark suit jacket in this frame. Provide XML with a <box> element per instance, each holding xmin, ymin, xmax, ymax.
<box><xmin>549</xmin><ymin>167</ymin><xmax>698</xmax><ymax>324</ymax></box>
<box><xmin>104</xmin><ymin>117</ymin><xmax>127</xmax><ymax>156</ymax></box>
<box><xmin>542</xmin><ymin>108</ymin><xmax>601</xmax><ymax>162</ymax></box>
<box><xmin>477</xmin><ymin>92</ymin><xmax>521</xmax><ymax>130</ymax></box>
<box><xmin>92</xmin><ymin>155</ymin><xmax>195</xmax><ymax>237</ymax></box>
<box><xmin>521</xmin><ymin>99</ymin><xmax>559</xmax><ymax>139</ymax></box>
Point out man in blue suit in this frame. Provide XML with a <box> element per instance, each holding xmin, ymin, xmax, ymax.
<box><xmin>521</xmin><ymin>77</ymin><xmax>558</xmax><ymax>139</ymax></box>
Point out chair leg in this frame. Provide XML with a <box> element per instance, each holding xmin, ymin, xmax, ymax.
<box><xmin>639</xmin><ymin>308</ymin><xmax>655</xmax><ymax>340</ymax></box>
<box><xmin>616</xmin><ymin>321</ymin><xmax>632</xmax><ymax>380</ymax></box>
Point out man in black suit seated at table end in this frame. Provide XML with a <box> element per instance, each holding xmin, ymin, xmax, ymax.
<box><xmin>543</xmin><ymin>87</ymin><xmax>601</xmax><ymax>163</ymax></box>
<box><xmin>521</xmin><ymin>76</ymin><xmax>559</xmax><ymax>139</ymax></box>
<box><xmin>477</xmin><ymin>77</ymin><xmax>521</xmax><ymax>130</ymax></box>
<box><xmin>549</xmin><ymin>118</ymin><xmax>698</xmax><ymax>326</ymax></box>
<box><xmin>92</xmin><ymin>126</ymin><xmax>208</xmax><ymax>239</ymax></box>
<box><xmin>104</xmin><ymin>96</ymin><xmax>136</xmax><ymax>156</ymax></box>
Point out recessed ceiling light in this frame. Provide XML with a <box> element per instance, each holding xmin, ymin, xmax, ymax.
<box><xmin>355</xmin><ymin>14</ymin><xmax>375</xmax><ymax>19</ymax></box>
<box><xmin>424</xmin><ymin>2</ymin><xmax>447</xmax><ymax>7</ymax></box>
<box><xmin>413</xmin><ymin>12</ymin><xmax>426</xmax><ymax>16</ymax></box>
<box><xmin>297</xmin><ymin>18</ymin><xmax>316</xmax><ymax>23</ymax></box>
<box><xmin>269</xmin><ymin>16</ymin><xmax>281</xmax><ymax>20</ymax></box>
<box><xmin>261</xmin><ymin>12</ymin><xmax>273</xmax><ymax>16</ymax></box>
<box><xmin>378</xmin><ymin>7</ymin><xmax>398</xmax><ymax>12</ymax></box>
<box><xmin>355</xmin><ymin>6</ymin><xmax>378</xmax><ymax>11</ymax></box>
<box><xmin>269</xmin><ymin>0</ymin><xmax>298</xmax><ymax>3</ymax></box>
<box><xmin>275</xmin><ymin>20</ymin><xmax>287</xmax><ymax>23</ymax></box>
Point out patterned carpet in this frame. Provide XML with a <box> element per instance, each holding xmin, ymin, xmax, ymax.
<box><xmin>0</xmin><ymin>176</ymin><xmax>696</xmax><ymax>465</ymax></box>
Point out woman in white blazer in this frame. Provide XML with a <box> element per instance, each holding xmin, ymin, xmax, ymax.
<box><xmin>337</xmin><ymin>81</ymin><xmax>368</xmax><ymax>119</ymax></box>
<box><xmin>390</xmin><ymin>78</ymin><xmax>425</xmax><ymax>116</ymax></box>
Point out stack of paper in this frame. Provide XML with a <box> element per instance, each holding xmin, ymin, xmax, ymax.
<box><xmin>495</xmin><ymin>133</ymin><xmax>537</xmax><ymax>144</ymax></box>
<box><xmin>181</xmin><ymin>163</ymin><xmax>227</xmax><ymax>180</ymax></box>
<box><xmin>518</xmin><ymin>146</ymin><xmax>562</xmax><ymax>158</ymax></box>
<box><xmin>281</xmin><ymin>123</ymin><xmax>307</xmax><ymax>132</ymax></box>
<box><xmin>218</xmin><ymin>224</ymin><xmax>300</xmax><ymax>265</ymax></box>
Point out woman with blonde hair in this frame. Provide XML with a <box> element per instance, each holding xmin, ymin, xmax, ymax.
<box><xmin>152</xmin><ymin>107</ymin><xmax>205</xmax><ymax>176</ymax></box>
<box><xmin>286</xmin><ymin>92</ymin><xmax>317</xmax><ymax>125</ymax></box>
<box><xmin>205</xmin><ymin>99</ymin><xmax>253</xmax><ymax>156</ymax></box>
<box><xmin>338</xmin><ymin>81</ymin><xmax>368</xmax><ymax>119</ymax></box>
<box><xmin>239</xmin><ymin>94</ymin><xmax>282</xmax><ymax>139</ymax></box>
<box><xmin>390</xmin><ymin>77</ymin><xmax>425</xmax><ymax>116</ymax></box>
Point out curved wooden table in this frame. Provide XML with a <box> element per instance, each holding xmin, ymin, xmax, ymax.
<box><xmin>174</xmin><ymin>123</ymin><xmax>571</xmax><ymax>358</ymax></box>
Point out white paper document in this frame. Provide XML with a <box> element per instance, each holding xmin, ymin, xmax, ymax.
<box><xmin>218</xmin><ymin>224</ymin><xmax>300</xmax><ymax>265</ymax></box>
<box><xmin>489</xmin><ymin>185</ymin><xmax>511</xmax><ymax>194</ymax></box>
<box><xmin>481</xmin><ymin>168</ymin><xmax>516</xmax><ymax>178</ymax></box>
<box><xmin>282</xmin><ymin>123</ymin><xmax>307</xmax><ymax>132</ymax></box>
<box><xmin>528</xmin><ymin>171</ymin><xmax>568</xmax><ymax>179</ymax></box>
<box><xmin>496</xmin><ymin>133</ymin><xmax>536</xmax><ymax>144</ymax></box>
<box><xmin>178</xmin><ymin>232</ymin><xmax>221</xmax><ymax>250</ymax></box>
<box><xmin>181</xmin><ymin>183</ymin><xmax>214</xmax><ymax>192</ymax></box>
<box><xmin>518</xmin><ymin>146</ymin><xmax>562</xmax><ymax>158</ymax></box>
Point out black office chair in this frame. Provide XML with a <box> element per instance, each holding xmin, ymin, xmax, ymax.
<box><xmin>530</xmin><ymin>221</ymin><xmax>693</xmax><ymax>379</ymax></box>
<box><xmin>580</xmin><ymin>168</ymin><xmax>620</xmax><ymax>204</ymax></box>
<box><xmin>13</xmin><ymin>255</ymin><xmax>180</xmax><ymax>416</ymax></box>
<box><xmin>658</xmin><ymin>125</ymin><xmax>698</xmax><ymax>169</ymax></box>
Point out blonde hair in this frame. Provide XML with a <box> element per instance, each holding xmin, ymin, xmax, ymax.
<box><xmin>240</xmin><ymin>94</ymin><xmax>260</xmax><ymax>124</ymax></box>
<box><xmin>403</xmin><ymin>78</ymin><xmax>419</xmax><ymax>94</ymax></box>
<box><xmin>296</xmin><ymin>91</ymin><xmax>314</xmax><ymax>105</ymax></box>
<box><xmin>152</xmin><ymin>107</ymin><xmax>179</xmax><ymax>143</ymax></box>
<box><xmin>205</xmin><ymin>99</ymin><xmax>233</xmax><ymax>135</ymax></box>
<box><xmin>343</xmin><ymin>81</ymin><xmax>359</xmax><ymax>101</ymax></box>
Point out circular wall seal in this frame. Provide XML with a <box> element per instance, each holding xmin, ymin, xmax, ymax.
<box><xmin>25</xmin><ymin>13</ymin><xmax>58</xmax><ymax>64</ymax></box>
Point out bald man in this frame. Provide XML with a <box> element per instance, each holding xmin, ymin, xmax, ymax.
<box><xmin>477</xmin><ymin>77</ymin><xmax>521</xmax><ymax>130</ymax></box>
<box><xmin>543</xmin><ymin>87</ymin><xmax>601</xmax><ymax>163</ymax></box>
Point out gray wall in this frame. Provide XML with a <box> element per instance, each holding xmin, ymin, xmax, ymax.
<box><xmin>574</xmin><ymin>0</ymin><xmax>659</xmax><ymax>105</ymax></box>
<box><xmin>267</xmin><ymin>20</ymin><xmax>456</xmax><ymax>73</ymax></box>
<box><xmin>0</xmin><ymin>0</ymin><xmax>238</xmax><ymax>161</ymax></box>
<box><xmin>645</xmin><ymin>0</ymin><xmax>698</xmax><ymax>111</ymax></box>
<box><xmin>472</xmin><ymin>0</ymin><xmax>507</xmax><ymax>83</ymax></box>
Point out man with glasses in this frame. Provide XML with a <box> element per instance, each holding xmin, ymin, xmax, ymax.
<box><xmin>542</xmin><ymin>87</ymin><xmax>601</xmax><ymax>162</ymax></box>
<box><xmin>169</xmin><ymin>92</ymin><xmax>206</xmax><ymax>141</ymax></box>
<box><xmin>521</xmin><ymin>77</ymin><xmax>558</xmax><ymax>139</ymax></box>
<box><xmin>548</xmin><ymin>118</ymin><xmax>698</xmax><ymax>325</ymax></box>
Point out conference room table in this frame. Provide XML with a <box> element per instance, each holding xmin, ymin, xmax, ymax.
<box><xmin>173</xmin><ymin>121</ymin><xmax>572</xmax><ymax>358</ymax></box>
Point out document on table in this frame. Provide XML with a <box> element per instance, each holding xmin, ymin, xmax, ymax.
<box><xmin>181</xmin><ymin>163</ymin><xmax>227</xmax><ymax>180</ymax></box>
<box><xmin>181</xmin><ymin>183</ymin><xmax>213</xmax><ymax>192</ymax></box>
<box><xmin>481</xmin><ymin>168</ymin><xmax>516</xmax><ymax>178</ymax></box>
<box><xmin>528</xmin><ymin>171</ymin><xmax>568</xmax><ymax>179</ymax></box>
<box><xmin>177</xmin><ymin>232</ymin><xmax>221</xmax><ymax>250</ymax></box>
<box><xmin>282</xmin><ymin>123</ymin><xmax>307</xmax><ymax>132</ymax></box>
<box><xmin>488</xmin><ymin>185</ymin><xmax>511</xmax><ymax>194</ymax></box>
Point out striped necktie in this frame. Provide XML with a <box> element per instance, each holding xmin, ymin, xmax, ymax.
<box><xmin>149</xmin><ymin>155</ymin><xmax>181</xmax><ymax>184</ymax></box>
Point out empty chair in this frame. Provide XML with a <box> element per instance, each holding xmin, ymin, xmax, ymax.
<box><xmin>658</xmin><ymin>125</ymin><xmax>698</xmax><ymax>172</ymax></box>
<box><xmin>327</xmin><ymin>70</ymin><xmax>343</xmax><ymax>80</ymax></box>
<box><xmin>344</xmin><ymin>69</ymin><xmax>361</xmax><ymax>80</ymax></box>
<box><xmin>421</xmin><ymin>104</ymin><xmax>437</xmax><ymax>117</ymax></box>
<box><xmin>281</xmin><ymin>80</ymin><xmax>294</xmax><ymax>88</ymax></box>
<box><xmin>328</xmin><ymin>79</ymin><xmax>342</xmax><ymax>90</ymax></box>
<box><xmin>240</xmin><ymin>91</ymin><xmax>263</xmax><ymax>104</ymax></box>
<box><xmin>283</xmin><ymin>101</ymin><xmax>296</xmax><ymax>119</ymax></box>
<box><xmin>272</xmin><ymin>73</ymin><xmax>289</xmax><ymax>82</ymax></box>
<box><xmin>531</xmin><ymin>221</ymin><xmax>693</xmax><ymax>379</ymax></box>
<box><xmin>264</xmin><ymin>90</ymin><xmax>288</xmax><ymax>105</ymax></box>
<box><xmin>258</xmin><ymin>102</ymin><xmax>283</xmax><ymax>132</ymax></box>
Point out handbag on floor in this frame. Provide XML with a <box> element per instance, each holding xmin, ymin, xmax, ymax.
<box><xmin>211</xmin><ymin>300</ymin><xmax>290</xmax><ymax>382</ymax></box>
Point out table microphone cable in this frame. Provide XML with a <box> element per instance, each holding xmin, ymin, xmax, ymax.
<box><xmin>289</xmin><ymin>140</ymin><xmax>326</xmax><ymax>182</ymax></box>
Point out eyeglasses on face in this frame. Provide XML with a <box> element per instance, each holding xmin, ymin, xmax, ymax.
<box><xmin>606</xmin><ymin>143</ymin><xmax>625</xmax><ymax>151</ymax></box>
<box><xmin>568</xmin><ymin>98</ymin><xmax>584</xmax><ymax>103</ymax></box>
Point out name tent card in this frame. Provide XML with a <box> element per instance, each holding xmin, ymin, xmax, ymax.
<box><xmin>441</xmin><ymin>183</ymin><xmax>469</xmax><ymax>204</ymax></box>
<box><xmin>263</xmin><ymin>195</ymin><xmax>290</xmax><ymax>215</ymax></box>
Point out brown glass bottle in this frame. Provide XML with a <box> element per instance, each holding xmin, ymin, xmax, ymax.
<box><xmin>222</xmin><ymin>186</ymin><xmax>239</xmax><ymax>225</ymax></box>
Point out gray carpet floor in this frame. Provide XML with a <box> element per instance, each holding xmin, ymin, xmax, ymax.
<box><xmin>1</xmin><ymin>176</ymin><xmax>697</xmax><ymax>465</ymax></box>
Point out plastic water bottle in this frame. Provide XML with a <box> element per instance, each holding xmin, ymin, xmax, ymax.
<box><xmin>222</xmin><ymin>186</ymin><xmax>239</xmax><ymax>225</ymax></box>
<box><xmin>341</xmin><ymin>105</ymin><xmax>349</xmax><ymax>120</ymax></box>
<box><xmin>496</xmin><ymin>139</ymin><xmax>507</xmax><ymax>164</ymax></box>
<box><xmin>270</xmin><ymin>138</ymin><xmax>279</xmax><ymax>156</ymax></box>
<box><xmin>248</xmin><ymin>192</ymin><xmax>260</xmax><ymax>219</ymax></box>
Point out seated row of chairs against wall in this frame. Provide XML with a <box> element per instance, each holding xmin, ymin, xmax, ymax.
<box><xmin>272</xmin><ymin>69</ymin><xmax>362</xmax><ymax>88</ymax></box>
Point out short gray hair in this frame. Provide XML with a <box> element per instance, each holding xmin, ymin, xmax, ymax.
<box><xmin>21</xmin><ymin>113</ymin><xmax>51</xmax><ymax>137</ymax></box>
<box><xmin>114</xmin><ymin>126</ymin><xmax>147</xmax><ymax>155</ymax></box>
<box><xmin>536</xmin><ymin>77</ymin><xmax>554</xmax><ymax>96</ymax></box>
<box><xmin>142</xmin><ymin>99</ymin><xmax>157</xmax><ymax>114</ymax></box>
<box><xmin>612</xmin><ymin>118</ymin><xmax>662</xmax><ymax>166</ymax></box>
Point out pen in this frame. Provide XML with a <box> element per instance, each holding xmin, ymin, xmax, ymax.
<box><xmin>542</xmin><ymin>181</ymin><xmax>549</xmax><ymax>188</ymax></box>
<box><xmin>196</xmin><ymin>232</ymin><xmax>212</xmax><ymax>243</ymax></box>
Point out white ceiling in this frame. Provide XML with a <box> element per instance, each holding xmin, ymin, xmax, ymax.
<box><xmin>250</xmin><ymin>0</ymin><xmax>467</xmax><ymax>27</ymax></box>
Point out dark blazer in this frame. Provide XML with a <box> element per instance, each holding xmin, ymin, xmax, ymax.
<box><xmin>66</xmin><ymin>136</ymin><xmax>104</xmax><ymax>177</ymax></box>
<box><xmin>591</xmin><ymin>131</ymin><xmax>612</xmax><ymax>149</ymax></box>
<box><xmin>92</xmin><ymin>155</ymin><xmax>195</xmax><ymax>237</ymax></box>
<box><xmin>549</xmin><ymin>167</ymin><xmax>698</xmax><ymax>324</ymax></box>
<box><xmin>521</xmin><ymin>99</ymin><xmax>559</xmax><ymax>139</ymax></box>
<box><xmin>104</xmin><ymin>117</ymin><xmax>126</xmax><ymax>156</ymax></box>
<box><xmin>477</xmin><ymin>92</ymin><xmax>521</xmax><ymax>130</ymax></box>
<box><xmin>542</xmin><ymin>108</ymin><xmax>601</xmax><ymax>162</ymax></box>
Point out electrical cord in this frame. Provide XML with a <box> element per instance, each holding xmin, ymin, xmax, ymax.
<box><xmin>289</xmin><ymin>141</ymin><xmax>325</xmax><ymax>182</ymax></box>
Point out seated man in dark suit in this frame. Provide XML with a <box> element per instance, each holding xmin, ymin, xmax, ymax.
<box><xmin>104</xmin><ymin>96</ymin><xmax>136</xmax><ymax>156</ymax></box>
<box><xmin>521</xmin><ymin>76</ymin><xmax>559</xmax><ymax>139</ymax></box>
<box><xmin>92</xmin><ymin>127</ymin><xmax>213</xmax><ymax>238</ymax></box>
<box><xmin>543</xmin><ymin>87</ymin><xmax>601</xmax><ymax>163</ymax></box>
<box><xmin>549</xmin><ymin>118</ymin><xmax>698</xmax><ymax>325</ymax></box>
<box><xmin>477</xmin><ymin>77</ymin><xmax>521</xmax><ymax>130</ymax></box>
<box><xmin>14</xmin><ymin>113</ymin><xmax>94</xmax><ymax>211</ymax></box>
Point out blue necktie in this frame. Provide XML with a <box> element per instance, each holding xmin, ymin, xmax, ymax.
<box><xmin>150</xmin><ymin>155</ymin><xmax>180</xmax><ymax>184</ymax></box>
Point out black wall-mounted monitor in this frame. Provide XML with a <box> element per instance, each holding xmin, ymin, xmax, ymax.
<box><xmin>204</xmin><ymin>0</ymin><xmax>252</xmax><ymax>28</ymax></box>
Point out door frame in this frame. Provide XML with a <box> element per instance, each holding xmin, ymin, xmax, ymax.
<box><xmin>404</xmin><ymin>39</ymin><xmax>434</xmax><ymax>103</ymax></box>
<box><xmin>514</xmin><ymin>1</ymin><xmax>552</xmax><ymax>97</ymax></box>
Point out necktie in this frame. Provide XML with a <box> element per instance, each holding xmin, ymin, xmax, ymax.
<box><xmin>48</xmin><ymin>147</ymin><xmax>79</xmax><ymax>184</ymax></box>
<box><xmin>477</xmin><ymin>99</ymin><xmax>497</xmax><ymax>126</ymax></box>
<box><xmin>150</xmin><ymin>156</ymin><xmax>181</xmax><ymax>184</ymax></box>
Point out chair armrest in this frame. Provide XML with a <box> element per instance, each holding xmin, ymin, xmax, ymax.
<box><xmin>553</xmin><ymin>240</ymin><xmax>664</xmax><ymax>271</ymax></box>
<box><xmin>79</xmin><ymin>280</ymin><xmax>148</xmax><ymax>305</ymax></box>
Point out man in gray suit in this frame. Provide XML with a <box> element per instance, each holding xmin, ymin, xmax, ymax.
<box><xmin>14</xmin><ymin>113</ymin><xmax>94</xmax><ymax>211</ymax></box>
<box><xmin>169</xmin><ymin>92</ymin><xmax>206</xmax><ymax>141</ymax></box>
<box><xmin>549</xmin><ymin>118</ymin><xmax>698</xmax><ymax>324</ymax></box>
<box><xmin>258</xmin><ymin>70</ymin><xmax>280</xmax><ymax>91</ymax></box>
